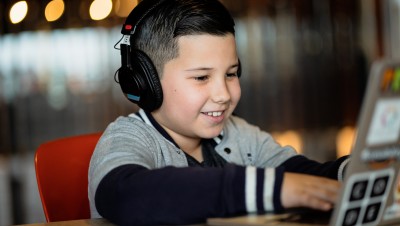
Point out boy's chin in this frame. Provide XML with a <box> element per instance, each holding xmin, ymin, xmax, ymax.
<box><xmin>200</xmin><ymin>128</ymin><xmax>224</xmax><ymax>139</ymax></box>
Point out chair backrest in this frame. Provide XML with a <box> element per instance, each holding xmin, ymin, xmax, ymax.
<box><xmin>34</xmin><ymin>132</ymin><xmax>102</xmax><ymax>222</ymax></box>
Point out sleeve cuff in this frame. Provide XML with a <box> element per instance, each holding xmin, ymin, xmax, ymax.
<box><xmin>338</xmin><ymin>157</ymin><xmax>350</xmax><ymax>181</ymax></box>
<box><xmin>244</xmin><ymin>166</ymin><xmax>284</xmax><ymax>213</ymax></box>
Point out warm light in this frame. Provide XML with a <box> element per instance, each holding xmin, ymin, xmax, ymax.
<box><xmin>45</xmin><ymin>0</ymin><xmax>65</xmax><ymax>22</ymax></box>
<box><xmin>89</xmin><ymin>0</ymin><xmax>113</xmax><ymax>20</ymax></box>
<box><xmin>272</xmin><ymin>130</ymin><xmax>303</xmax><ymax>153</ymax></box>
<box><xmin>336</xmin><ymin>126</ymin><xmax>356</xmax><ymax>157</ymax></box>
<box><xmin>114</xmin><ymin>0</ymin><xmax>138</xmax><ymax>17</ymax></box>
<box><xmin>9</xmin><ymin>1</ymin><xmax>28</xmax><ymax>24</ymax></box>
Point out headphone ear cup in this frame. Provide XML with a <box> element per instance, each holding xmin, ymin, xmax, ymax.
<box><xmin>118</xmin><ymin>66</ymin><xmax>144</xmax><ymax>104</ymax></box>
<box><xmin>131</xmin><ymin>49</ymin><xmax>163</xmax><ymax>111</ymax></box>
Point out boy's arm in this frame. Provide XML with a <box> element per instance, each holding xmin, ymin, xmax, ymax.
<box><xmin>94</xmin><ymin>163</ymin><xmax>340</xmax><ymax>226</ymax></box>
<box><xmin>279</xmin><ymin>155</ymin><xmax>350</xmax><ymax>180</ymax></box>
<box><xmin>95</xmin><ymin>163</ymin><xmax>284</xmax><ymax>225</ymax></box>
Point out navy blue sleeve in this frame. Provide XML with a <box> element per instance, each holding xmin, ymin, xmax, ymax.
<box><xmin>279</xmin><ymin>155</ymin><xmax>349</xmax><ymax>179</ymax></box>
<box><xmin>95</xmin><ymin>164</ymin><xmax>250</xmax><ymax>226</ymax></box>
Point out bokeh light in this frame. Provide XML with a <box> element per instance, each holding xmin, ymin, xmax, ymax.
<box><xmin>89</xmin><ymin>0</ymin><xmax>113</xmax><ymax>20</ymax></box>
<box><xmin>45</xmin><ymin>0</ymin><xmax>65</xmax><ymax>22</ymax></box>
<box><xmin>336</xmin><ymin>126</ymin><xmax>356</xmax><ymax>157</ymax></box>
<box><xmin>9</xmin><ymin>1</ymin><xmax>28</xmax><ymax>24</ymax></box>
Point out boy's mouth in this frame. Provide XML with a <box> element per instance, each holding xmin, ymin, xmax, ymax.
<box><xmin>203</xmin><ymin>111</ymin><xmax>223</xmax><ymax>117</ymax></box>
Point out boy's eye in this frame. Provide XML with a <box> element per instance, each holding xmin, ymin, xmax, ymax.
<box><xmin>227</xmin><ymin>72</ymin><xmax>238</xmax><ymax>77</ymax></box>
<box><xmin>194</xmin><ymin>76</ymin><xmax>208</xmax><ymax>81</ymax></box>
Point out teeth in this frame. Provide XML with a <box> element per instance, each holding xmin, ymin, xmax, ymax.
<box><xmin>207</xmin><ymin>112</ymin><xmax>222</xmax><ymax>117</ymax></box>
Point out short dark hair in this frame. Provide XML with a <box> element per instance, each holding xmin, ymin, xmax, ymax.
<box><xmin>131</xmin><ymin>0</ymin><xmax>235</xmax><ymax>76</ymax></box>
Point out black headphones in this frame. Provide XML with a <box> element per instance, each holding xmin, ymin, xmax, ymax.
<box><xmin>117</xmin><ymin>0</ymin><xmax>168</xmax><ymax>112</ymax></box>
<box><xmin>117</xmin><ymin>0</ymin><xmax>241</xmax><ymax>112</ymax></box>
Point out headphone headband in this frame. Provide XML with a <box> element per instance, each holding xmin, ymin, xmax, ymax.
<box><xmin>121</xmin><ymin>0</ymin><xmax>168</xmax><ymax>36</ymax></box>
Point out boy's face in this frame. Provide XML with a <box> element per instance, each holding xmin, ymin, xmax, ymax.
<box><xmin>152</xmin><ymin>34</ymin><xmax>241</xmax><ymax>144</ymax></box>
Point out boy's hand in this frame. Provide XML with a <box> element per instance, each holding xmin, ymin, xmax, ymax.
<box><xmin>281</xmin><ymin>172</ymin><xmax>341</xmax><ymax>211</ymax></box>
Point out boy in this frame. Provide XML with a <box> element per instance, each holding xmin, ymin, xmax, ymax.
<box><xmin>88</xmin><ymin>0</ymin><xmax>349</xmax><ymax>225</ymax></box>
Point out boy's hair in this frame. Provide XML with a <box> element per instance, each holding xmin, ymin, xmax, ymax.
<box><xmin>131</xmin><ymin>0</ymin><xmax>236</xmax><ymax>77</ymax></box>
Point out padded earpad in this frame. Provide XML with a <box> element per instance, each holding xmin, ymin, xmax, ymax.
<box><xmin>130</xmin><ymin>49</ymin><xmax>163</xmax><ymax>111</ymax></box>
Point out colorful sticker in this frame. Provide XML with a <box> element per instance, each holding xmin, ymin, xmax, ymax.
<box><xmin>381</xmin><ymin>67</ymin><xmax>400</xmax><ymax>93</ymax></box>
<box><xmin>335</xmin><ymin>168</ymin><xmax>394</xmax><ymax>226</ymax></box>
<box><xmin>393</xmin><ymin>69</ymin><xmax>400</xmax><ymax>92</ymax></box>
<box><xmin>366</xmin><ymin>98</ymin><xmax>400</xmax><ymax>146</ymax></box>
<box><xmin>381</xmin><ymin>69</ymin><xmax>394</xmax><ymax>92</ymax></box>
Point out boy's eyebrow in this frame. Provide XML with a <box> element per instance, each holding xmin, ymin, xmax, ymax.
<box><xmin>185</xmin><ymin>67</ymin><xmax>213</xmax><ymax>71</ymax></box>
<box><xmin>184</xmin><ymin>63</ymin><xmax>239</xmax><ymax>72</ymax></box>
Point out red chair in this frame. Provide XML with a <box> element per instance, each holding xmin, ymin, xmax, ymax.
<box><xmin>34</xmin><ymin>132</ymin><xmax>102</xmax><ymax>222</ymax></box>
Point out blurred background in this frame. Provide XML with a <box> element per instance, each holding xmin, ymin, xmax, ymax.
<box><xmin>0</xmin><ymin>0</ymin><xmax>398</xmax><ymax>224</ymax></box>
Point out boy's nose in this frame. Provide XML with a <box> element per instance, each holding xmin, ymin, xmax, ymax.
<box><xmin>211</xmin><ymin>79</ymin><xmax>230</xmax><ymax>103</ymax></box>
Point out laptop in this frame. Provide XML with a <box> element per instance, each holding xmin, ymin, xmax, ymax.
<box><xmin>208</xmin><ymin>59</ymin><xmax>400</xmax><ymax>226</ymax></box>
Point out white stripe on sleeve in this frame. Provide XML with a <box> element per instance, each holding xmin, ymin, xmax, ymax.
<box><xmin>263</xmin><ymin>168</ymin><xmax>275</xmax><ymax>211</ymax></box>
<box><xmin>245</xmin><ymin>166</ymin><xmax>257</xmax><ymax>213</ymax></box>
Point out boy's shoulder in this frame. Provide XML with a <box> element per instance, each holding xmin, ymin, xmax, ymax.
<box><xmin>105</xmin><ymin>114</ymin><xmax>159</xmax><ymax>137</ymax></box>
<box><xmin>111</xmin><ymin>114</ymin><xmax>144</xmax><ymax>127</ymax></box>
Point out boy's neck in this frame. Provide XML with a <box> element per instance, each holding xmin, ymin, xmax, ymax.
<box><xmin>143</xmin><ymin>110</ymin><xmax>204</xmax><ymax>162</ymax></box>
<box><xmin>174</xmin><ymin>137</ymin><xmax>203</xmax><ymax>163</ymax></box>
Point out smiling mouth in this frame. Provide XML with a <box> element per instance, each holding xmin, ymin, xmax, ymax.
<box><xmin>203</xmin><ymin>111</ymin><xmax>223</xmax><ymax>117</ymax></box>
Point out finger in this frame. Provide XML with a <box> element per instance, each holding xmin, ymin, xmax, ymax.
<box><xmin>307</xmin><ymin>197</ymin><xmax>334</xmax><ymax>211</ymax></box>
<box><xmin>310</xmin><ymin>177</ymin><xmax>341</xmax><ymax>191</ymax></box>
<box><xmin>322</xmin><ymin>178</ymin><xmax>341</xmax><ymax>191</ymax></box>
<box><xmin>311</xmin><ymin>184</ymin><xmax>339</xmax><ymax>202</ymax></box>
<box><xmin>299</xmin><ymin>192</ymin><xmax>334</xmax><ymax>211</ymax></box>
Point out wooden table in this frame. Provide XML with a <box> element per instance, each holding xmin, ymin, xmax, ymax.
<box><xmin>15</xmin><ymin>219</ymin><xmax>115</xmax><ymax>226</ymax></box>
<box><xmin>16</xmin><ymin>214</ymin><xmax>327</xmax><ymax>226</ymax></box>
